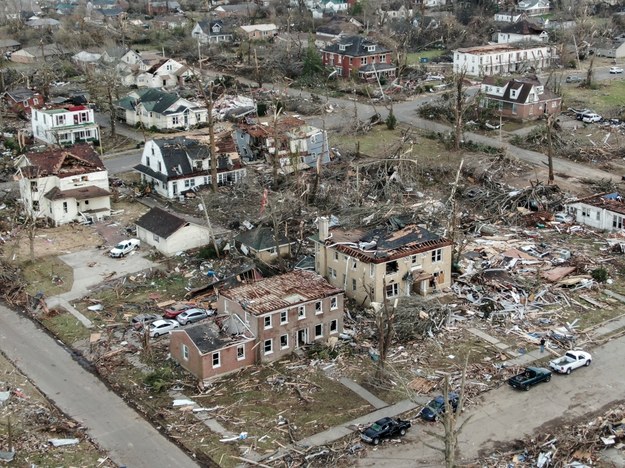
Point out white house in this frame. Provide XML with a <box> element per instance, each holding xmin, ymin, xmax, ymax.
<box><xmin>494</xmin><ymin>11</ymin><xmax>524</xmax><ymax>23</ymax></box>
<box><xmin>191</xmin><ymin>20</ymin><xmax>233</xmax><ymax>44</ymax></box>
<box><xmin>453</xmin><ymin>43</ymin><xmax>553</xmax><ymax>77</ymax></box>
<box><xmin>31</xmin><ymin>105</ymin><xmax>100</xmax><ymax>145</ymax></box>
<box><xmin>135</xmin><ymin>207</ymin><xmax>211</xmax><ymax>256</ymax></box>
<box><xmin>134</xmin><ymin>136</ymin><xmax>246</xmax><ymax>199</ymax></box>
<box><xmin>516</xmin><ymin>0</ymin><xmax>550</xmax><ymax>16</ymax></box>
<box><xmin>323</xmin><ymin>0</ymin><xmax>348</xmax><ymax>13</ymax></box>
<box><xmin>496</xmin><ymin>20</ymin><xmax>548</xmax><ymax>44</ymax></box>
<box><xmin>132</xmin><ymin>58</ymin><xmax>190</xmax><ymax>89</ymax></box>
<box><xmin>423</xmin><ymin>0</ymin><xmax>447</xmax><ymax>7</ymax></box>
<box><xmin>14</xmin><ymin>144</ymin><xmax>111</xmax><ymax>226</ymax></box>
<box><xmin>240</xmin><ymin>24</ymin><xmax>278</xmax><ymax>40</ymax></box>
<box><xmin>566</xmin><ymin>193</ymin><xmax>625</xmax><ymax>233</ymax></box>
<box><xmin>116</xmin><ymin>88</ymin><xmax>207</xmax><ymax>130</ymax></box>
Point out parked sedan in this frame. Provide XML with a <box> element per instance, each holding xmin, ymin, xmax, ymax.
<box><xmin>163</xmin><ymin>303</ymin><xmax>195</xmax><ymax>319</ymax></box>
<box><xmin>565</xmin><ymin>75</ymin><xmax>583</xmax><ymax>83</ymax></box>
<box><xmin>609</xmin><ymin>66</ymin><xmax>624</xmax><ymax>74</ymax></box>
<box><xmin>131</xmin><ymin>313</ymin><xmax>160</xmax><ymax>328</ymax></box>
<box><xmin>148</xmin><ymin>319</ymin><xmax>180</xmax><ymax>338</ymax></box>
<box><xmin>420</xmin><ymin>392</ymin><xmax>459</xmax><ymax>421</ymax></box>
<box><xmin>176</xmin><ymin>308</ymin><xmax>213</xmax><ymax>325</ymax></box>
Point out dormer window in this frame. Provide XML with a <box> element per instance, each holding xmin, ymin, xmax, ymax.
<box><xmin>367</xmin><ymin>45</ymin><xmax>376</xmax><ymax>52</ymax></box>
<box><xmin>339</xmin><ymin>44</ymin><xmax>346</xmax><ymax>51</ymax></box>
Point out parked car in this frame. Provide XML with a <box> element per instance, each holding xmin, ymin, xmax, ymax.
<box><xmin>549</xmin><ymin>350</ymin><xmax>592</xmax><ymax>374</ymax></box>
<box><xmin>508</xmin><ymin>367</ymin><xmax>552</xmax><ymax>391</ymax></box>
<box><xmin>420</xmin><ymin>392</ymin><xmax>459</xmax><ymax>421</ymax></box>
<box><xmin>553</xmin><ymin>212</ymin><xmax>573</xmax><ymax>223</ymax></box>
<box><xmin>109</xmin><ymin>239</ymin><xmax>140</xmax><ymax>258</ymax></box>
<box><xmin>176</xmin><ymin>308</ymin><xmax>214</xmax><ymax>325</ymax></box>
<box><xmin>131</xmin><ymin>313</ymin><xmax>160</xmax><ymax>328</ymax></box>
<box><xmin>609</xmin><ymin>66</ymin><xmax>624</xmax><ymax>74</ymax></box>
<box><xmin>565</xmin><ymin>75</ymin><xmax>583</xmax><ymax>83</ymax></box>
<box><xmin>581</xmin><ymin>113</ymin><xmax>602</xmax><ymax>123</ymax></box>
<box><xmin>360</xmin><ymin>417</ymin><xmax>411</xmax><ymax>445</ymax></box>
<box><xmin>148</xmin><ymin>319</ymin><xmax>180</xmax><ymax>338</ymax></box>
<box><xmin>163</xmin><ymin>302</ymin><xmax>195</xmax><ymax>319</ymax></box>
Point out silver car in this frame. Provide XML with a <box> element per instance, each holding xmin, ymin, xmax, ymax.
<box><xmin>176</xmin><ymin>308</ymin><xmax>213</xmax><ymax>325</ymax></box>
<box><xmin>148</xmin><ymin>319</ymin><xmax>180</xmax><ymax>338</ymax></box>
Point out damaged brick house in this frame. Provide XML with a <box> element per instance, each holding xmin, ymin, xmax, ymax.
<box><xmin>134</xmin><ymin>136</ymin><xmax>246</xmax><ymax>199</ymax></box>
<box><xmin>313</xmin><ymin>217</ymin><xmax>453</xmax><ymax>305</ymax></box>
<box><xmin>321</xmin><ymin>35</ymin><xmax>396</xmax><ymax>81</ymax></box>
<box><xmin>15</xmin><ymin>143</ymin><xmax>111</xmax><ymax>225</ymax></box>
<box><xmin>479</xmin><ymin>76</ymin><xmax>561</xmax><ymax>121</ymax></box>
<box><xmin>233</xmin><ymin>116</ymin><xmax>331</xmax><ymax>172</ymax></box>
<box><xmin>170</xmin><ymin>270</ymin><xmax>344</xmax><ymax>381</ymax></box>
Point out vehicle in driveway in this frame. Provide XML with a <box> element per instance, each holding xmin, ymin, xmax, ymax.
<box><xmin>554</xmin><ymin>212</ymin><xmax>573</xmax><ymax>223</ymax></box>
<box><xmin>609</xmin><ymin>66</ymin><xmax>624</xmax><ymax>74</ymax></box>
<box><xmin>581</xmin><ymin>112</ymin><xmax>602</xmax><ymax>123</ymax></box>
<box><xmin>176</xmin><ymin>308</ymin><xmax>214</xmax><ymax>325</ymax></box>
<box><xmin>131</xmin><ymin>313</ymin><xmax>160</xmax><ymax>328</ymax></box>
<box><xmin>148</xmin><ymin>319</ymin><xmax>180</xmax><ymax>338</ymax></box>
<box><xmin>360</xmin><ymin>417</ymin><xmax>411</xmax><ymax>445</ymax></box>
<box><xmin>549</xmin><ymin>350</ymin><xmax>592</xmax><ymax>374</ymax></box>
<box><xmin>109</xmin><ymin>239</ymin><xmax>140</xmax><ymax>258</ymax></box>
<box><xmin>420</xmin><ymin>392</ymin><xmax>459</xmax><ymax>421</ymax></box>
<box><xmin>508</xmin><ymin>367</ymin><xmax>552</xmax><ymax>390</ymax></box>
<box><xmin>163</xmin><ymin>302</ymin><xmax>195</xmax><ymax>319</ymax></box>
<box><xmin>565</xmin><ymin>75</ymin><xmax>583</xmax><ymax>83</ymax></box>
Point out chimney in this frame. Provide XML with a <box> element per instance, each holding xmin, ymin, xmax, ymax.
<box><xmin>318</xmin><ymin>216</ymin><xmax>329</xmax><ymax>241</ymax></box>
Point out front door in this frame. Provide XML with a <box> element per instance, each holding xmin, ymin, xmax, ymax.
<box><xmin>297</xmin><ymin>328</ymin><xmax>309</xmax><ymax>347</ymax></box>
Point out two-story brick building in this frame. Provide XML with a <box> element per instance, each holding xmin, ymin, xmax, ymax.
<box><xmin>322</xmin><ymin>35</ymin><xmax>396</xmax><ymax>81</ymax></box>
<box><xmin>313</xmin><ymin>217</ymin><xmax>453</xmax><ymax>305</ymax></box>
<box><xmin>31</xmin><ymin>105</ymin><xmax>99</xmax><ymax>146</ymax></box>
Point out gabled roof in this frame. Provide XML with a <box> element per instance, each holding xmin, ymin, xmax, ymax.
<box><xmin>0</xmin><ymin>39</ymin><xmax>20</xmax><ymax>48</ymax></box>
<box><xmin>322</xmin><ymin>35</ymin><xmax>391</xmax><ymax>56</ymax></box>
<box><xmin>483</xmin><ymin>77</ymin><xmax>559</xmax><ymax>104</ymax></box>
<box><xmin>136</xmin><ymin>206</ymin><xmax>187</xmax><ymax>238</ymax></box>
<box><xmin>220</xmin><ymin>270</ymin><xmax>342</xmax><ymax>315</ymax></box>
<box><xmin>182</xmin><ymin>315</ymin><xmax>253</xmax><ymax>355</ymax></box>
<box><xmin>19</xmin><ymin>144</ymin><xmax>105</xmax><ymax>179</ymax></box>
<box><xmin>501</xmin><ymin>19</ymin><xmax>545</xmax><ymax>35</ymax></box>
<box><xmin>569</xmin><ymin>192</ymin><xmax>625</xmax><ymax>216</ymax></box>
<box><xmin>235</xmin><ymin>226</ymin><xmax>292</xmax><ymax>251</ymax></box>
<box><xmin>118</xmin><ymin>88</ymin><xmax>181</xmax><ymax>114</ymax></box>
<box><xmin>5</xmin><ymin>88</ymin><xmax>40</xmax><ymax>102</ymax></box>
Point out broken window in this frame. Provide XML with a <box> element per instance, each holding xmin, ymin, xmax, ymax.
<box><xmin>328</xmin><ymin>267</ymin><xmax>336</xmax><ymax>278</ymax></box>
<box><xmin>351</xmin><ymin>259</ymin><xmax>357</xmax><ymax>269</ymax></box>
<box><xmin>315</xmin><ymin>301</ymin><xmax>322</xmax><ymax>314</ymax></box>
<box><xmin>63</xmin><ymin>202</ymin><xmax>68</xmax><ymax>213</ymax></box>
<box><xmin>386</xmin><ymin>282</ymin><xmax>399</xmax><ymax>298</ymax></box>
<box><xmin>352</xmin><ymin>278</ymin><xmax>357</xmax><ymax>291</ymax></box>
<box><xmin>32</xmin><ymin>200</ymin><xmax>39</xmax><ymax>211</ymax></box>
<box><xmin>237</xmin><ymin>345</ymin><xmax>245</xmax><ymax>360</ymax></box>
<box><xmin>613</xmin><ymin>215</ymin><xmax>623</xmax><ymax>230</ymax></box>
<box><xmin>315</xmin><ymin>324</ymin><xmax>323</xmax><ymax>338</ymax></box>
<box><xmin>264</xmin><ymin>315</ymin><xmax>272</xmax><ymax>329</ymax></box>
<box><xmin>264</xmin><ymin>339</ymin><xmax>273</xmax><ymax>355</ymax></box>
<box><xmin>280</xmin><ymin>311</ymin><xmax>288</xmax><ymax>324</ymax></box>
<box><xmin>212</xmin><ymin>352</ymin><xmax>220</xmax><ymax>368</ymax></box>
<box><xmin>385</xmin><ymin>261</ymin><xmax>399</xmax><ymax>274</ymax></box>
<box><xmin>280</xmin><ymin>334</ymin><xmax>288</xmax><ymax>349</ymax></box>
<box><xmin>298</xmin><ymin>306</ymin><xmax>305</xmax><ymax>319</ymax></box>
<box><xmin>330</xmin><ymin>297</ymin><xmax>338</xmax><ymax>310</ymax></box>
<box><xmin>431</xmin><ymin>249</ymin><xmax>442</xmax><ymax>262</ymax></box>
<box><xmin>334</xmin><ymin>251</ymin><xmax>339</xmax><ymax>261</ymax></box>
<box><xmin>30</xmin><ymin>181</ymin><xmax>38</xmax><ymax>192</ymax></box>
<box><xmin>330</xmin><ymin>320</ymin><xmax>338</xmax><ymax>333</ymax></box>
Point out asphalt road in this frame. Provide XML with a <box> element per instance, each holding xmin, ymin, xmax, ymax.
<box><xmin>358</xmin><ymin>336</ymin><xmax>625</xmax><ymax>466</ymax></box>
<box><xmin>0</xmin><ymin>303</ymin><xmax>199</xmax><ymax>468</ymax></box>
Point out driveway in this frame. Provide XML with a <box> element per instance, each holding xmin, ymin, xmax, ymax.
<box><xmin>0</xmin><ymin>303</ymin><xmax>198</xmax><ymax>468</ymax></box>
<box><xmin>56</xmin><ymin>248</ymin><xmax>157</xmax><ymax>301</ymax></box>
<box><xmin>358</xmin><ymin>336</ymin><xmax>625</xmax><ymax>466</ymax></box>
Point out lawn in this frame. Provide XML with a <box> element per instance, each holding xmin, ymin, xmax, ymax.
<box><xmin>561</xmin><ymin>79</ymin><xmax>625</xmax><ymax>116</ymax></box>
<box><xmin>406</xmin><ymin>50</ymin><xmax>445</xmax><ymax>65</ymax></box>
<box><xmin>39</xmin><ymin>311</ymin><xmax>91</xmax><ymax>344</ymax></box>
<box><xmin>21</xmin><ymin>256</ymin><xmax>74</xmax><ymax>296</ymax></box>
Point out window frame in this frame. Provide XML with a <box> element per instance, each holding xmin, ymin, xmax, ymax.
<box><xmin>264</xmin><ymin>339</ymin><xmax>273</xmax><ymax>355</ymax></box>
<box><xmin>212</xmin><ymin>352</ymin><xmax>221</xmax><ymax>368</ymax></box>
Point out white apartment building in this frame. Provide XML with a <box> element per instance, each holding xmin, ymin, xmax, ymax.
<box><xmin>453</xmin><ymin>44</ymin><xmax>553</xmax><ymax>77</ymax></box>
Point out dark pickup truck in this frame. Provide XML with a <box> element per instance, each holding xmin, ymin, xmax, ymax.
<box><xmin>360</xmin><ymin>417</ymin><xmax>411</xmax><ymax>445</ymax></box>
<box><xmin>508</xmin><ymin>367</ymin><xmax>552</xmax><ymax>391</ymax></box>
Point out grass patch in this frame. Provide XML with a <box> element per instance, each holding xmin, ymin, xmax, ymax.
<box><xmin>197</xmin><ymin>360</ymin><xmax>373</xmax><ymax>451</ymax></box>
<box><xmin>21</xmin><ymin>256</ymin><xmax>74</xmax><ymax>296</ymax></box>
<box><xmin>562</xmin><ymin>80</ymin><xmax>625</xmax><ymax>116</ymax></box>
<box><xmin>406</xmin><ymin>50</ymin><xmax>445</xmax><ymax>65</ymax></box>
<box><xmin>40</xmin><ymin>311</ymin><xmax>91</xmax><ymax>344</ymax></box>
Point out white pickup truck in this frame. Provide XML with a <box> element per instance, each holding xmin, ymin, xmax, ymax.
<box><xmin>549</xmin><ymin>350</ymin><xmax>592</xmax><ymax>375</ymax></box>
<box><xmin>109</xmin><ymin>239</ymin><xmax>140</xmax><ymax>258</ymax></box>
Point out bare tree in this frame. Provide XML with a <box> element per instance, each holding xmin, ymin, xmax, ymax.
<box><xmin>545</xmin><ymin>113</ymin><xmax>556</xmax><ymax>185</ymax></box>
<box><xmin>374</xmin><ymin>279</ymin><xmax>397</xmax><ymax>382</ymax></box>
<box><xmin>452</xmin><ymin>70</ymin><xmax>468</xmax><ymax>151</ymax></box>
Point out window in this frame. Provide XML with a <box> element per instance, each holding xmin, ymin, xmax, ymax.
<box><xmin>386</xmin><ymin>282</ymin><xmax>399</xmax><ymax>298</ymax></box>
<box><xmin>613</xmin><ymin>215</ymin><xmax>623</xmax><ymax>230</ymax></box>
<box><xmin>330</xmin><ymin>297</ymin><xmax>338</xmax><ymax>310</ymax></box>
<box><xmin>352</xmin><ymin>278</ymin><xmax>357</xmax><ymax>291</ymax></box>
<box><xmin>432</xmin><ymin>249</ymin><xmax>442</xmax><ymax>263</ymax></box>
<box><xmin>212</xmin><ymin>352</ymin><xmax>221</xmax><ymax>368</ymax></box>
<box><xmin>185</xmin><ymin>179</ymin><xmax>191</xmax><ymax>188</ymax></box>
<box><xmin>386</xmin><ymin>261</ymin><xmax>399</xmax><ymax>274</ymax></box>
<box><xmin>370</xmin><ymin>264</ymin><xmax>375</xmax><ymax>277</ymax></box>
<box><xmin>280</xmin><ymin>310</ymin><xmax>288</xmax><ymax>324</ymax></box>
<box><xmin>330</xmin><ymin>319</ymin><xmax>338</xmax><ymax>334</ymax></box>
<box><xmin>153</xmin><ymin>234</ymin><xmax>160</xmax><ymax>242</ymax></box>
<box><xmin>328</xmin><ymin>267</ymin><xmax>337</xmax><ymax>278</ymax></box>
<box><xmin>172</xmin><ymin>116</ymin><xmax>180</xmax><ymax>125</ymax></box>
<box><xmin>379</xmin><ymin>54</ymin><xmax>386</xmax><ymax>62</ymax></box>
<box><xmin>315</xmin><ymin>324</ymin><xmax>323</xmax><ymax>338</ymax></box>
<box><xmin>62</xmin><ymin>201</ymin><xmax>68</xmax><ymax>213</ymax></box>
<box><xmin>596</xmin><ymin>211</ymin><xmax>600</xmax><ymax>221</ymax></box>
<box><xmin>298</xmin><ymin>306</ymin><xmax>305</xmax><ymax>319</ymax></box>
<box><xmin>157</xmin><ymin>162</ymin><xmax>162</xmax><ymax>172</ymax></box>
<box><xmin>315</xmin><ymin>301</ymin><xmax>322</xmax><ymax>314</ymax></box>
<box><xmin>32</xmin><ymin>200</ymin><xmax>39</xmax><ymax>211</ymax></box>
<box><xmin>237</xmin><ymin>345</ymin><xmax>245</xmax><ymax>361</ymax></box>
<box><xmin>334</xmin><ymin>251</ymin><xmax>339</xmax><ymax>261</ymax></box>
<box><xmin>264</xmin><ymin>339</ymin><xmax>273</xmax><ymax>355</ymax></box>
<box><xmin>411</xmin><ymin>255</ymin><xmax>418</xmax><ymax>264</ymax></box>
<box><xmin>182</xmin><ymin>344</ymin><xmax>189</xmax><ymax>360</ymax></box>
<box><xmin>361</xmin><ymin>57</ymin><xmax>368</xmax><ymax>65</ymax></box>
<box><xmin>280</xmin><ymin>334</ymin><xmax>288</xmax><ymax>349</ymax></box>
<box><xmin>264</xmin><ymin>315</ymin><xmax>272</xmax><ymax>329</ymax></box>
<box><xmin>351</xmin><ymin>259</ymin><xmax>357</xmax><ymax>270</ymax></box>
<box><xmin>146</xmin><ymin>156</ymin><xmax>151</xmax><ymax>167</ymax></box>
<box><xmin>30</xmin><ymin>181</ymin><xmax>38</xmax><ymax>192</ymax></box>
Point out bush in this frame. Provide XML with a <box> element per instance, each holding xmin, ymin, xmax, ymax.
<box><xmin>591</xmin><ymin>267</ymin><xmax>608</xmax><ymax>283</ymax></box>
<box><xmin>144</xmin><ymin>367</ymin><xmax>175</xmax><ymax>393</ymax></box>
<box><xmin>385</xmin><ymin>109</ymin><xmax>397</xmax><ymax>130</ymax></box>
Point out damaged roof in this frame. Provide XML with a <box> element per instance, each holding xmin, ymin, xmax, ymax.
<box><xmin>220</xmin><ymin>270</ymin><xmax>342</xmax><ymax>315</ymax></box>
<box><xmin>322</xmin><ymin>35</ymin><xmax>391</xmax><ymax>57</ymax></box>
<box><xmin>235</xmin><ymin>226</ymin><xmax>293</xmax><ymax>251</ymax></box>
<box><xmin>19</xmin><ymin>144</ymin><xmax>105</xmax><ymax>178</ymax></box>
<box><xmin>570</xmin><ymin>192</ymin><xmax>625</xmax><ymax>216</ymax></box>
<box><xmin>322</xmin><ymin>219</ymin><xmax>453</xmax><ymax>264</ymax></box>
<box><xmin>500</xmin><ymin>19</ymin><xmax>545</xmax><ymax>35</ymax></box>
<box><xmin>183</xmin><ymin>318</ymin><xmax>252</xmax><ymax>355</ymax></box>
<box><xmin>136</xmin><ymin>207</ymin><xmax>188</xmax><ymax>238</ymax></box>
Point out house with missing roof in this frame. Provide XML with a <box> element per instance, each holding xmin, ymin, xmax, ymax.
<box><xmin>116</xmin><ymin>88</ymin><xmax>207</xmax><ymax>130</ymax></box>
<box><xmin>170</xmin><ymin>270</ymin><xmax>344</xmax><ymax>381</ymax></box>
<box><xmin>496</xmin><ymin>20</ymin><xmax>548</xmax><ymax>44</ymax></box>
<box><xmin>233</xmin><ymin>116</ymin><xmax>331</xmax><ymax>171</ymax></box>
<box><xmin>135</xmin><ymin>207</ymin><xmax>212</xmax><ymax>256</ymax></box>
<box><xmin>313</xmin><ymin>217</ymin><xmax>453</xmax><ymax>305</ymax></box>
<box><xmin>134</xmin><ymin>137</ymin><xmax>246</xmax><ymax>199</ymax></box>
<box><xmin>479</xmin><ymin>76</ymin><xmax>561</xmax><ymax>121</ymax></box>
<box><xmin>239</xmin><ymin>23</ymin><xmax>278</xmax><ymax>40</ymax></box>
<box><xmin>566</xmin><ymin>193</ymin><xmax>625</xmax><ymax>233</ymax></box>
<box><xmin>14</xmin><ymin>144</ymin><xmax>111</xmax><ymax>226</ymax></box>
<box><xmin>453</xmin><ymin>43</ymin><xmax>553</xmax><ymax>77</ymax></box>
<box><xmin>3</xmin><ymin>88</ymin><xmax>44</xmax><ymax>115</ymax></box>
<box><xmin>234</xmin><ymin>226</ymin><xmax>295</xmax><ymax>263</ymax></box>
<box><xmin>31</xmin><ymin>105</ymin><xmax>99</xmax><ymax>145</ymax></box>
<box><xmin>130</xmin><ymin>58</ymin><xmax>190</xmax><ymax>89</ymax></box>
<box><xmin>322</xmin><ymin>35</ymin><xmax>396</xmax><ymax>81</ymax></box>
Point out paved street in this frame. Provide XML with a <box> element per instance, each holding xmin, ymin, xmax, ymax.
<box><xmin>0</xmin><ymin>303</ymin><xmax>198</xmax><ymax>468</ymax></box>
<box><xmin>358</xmin><ymin>335</ymin><xmax>625</xmax><ymax>466</ymax></box>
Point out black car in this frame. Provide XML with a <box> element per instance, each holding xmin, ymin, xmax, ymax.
<box><xmin>360</xmin><ymin>417</ymin><xmax>411</xmax><ymax>445</ymax></box>
<box><xmin>420</xmin><ymin>392</ymin><xmax>459</xmax><ymax>421</ymax></box>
